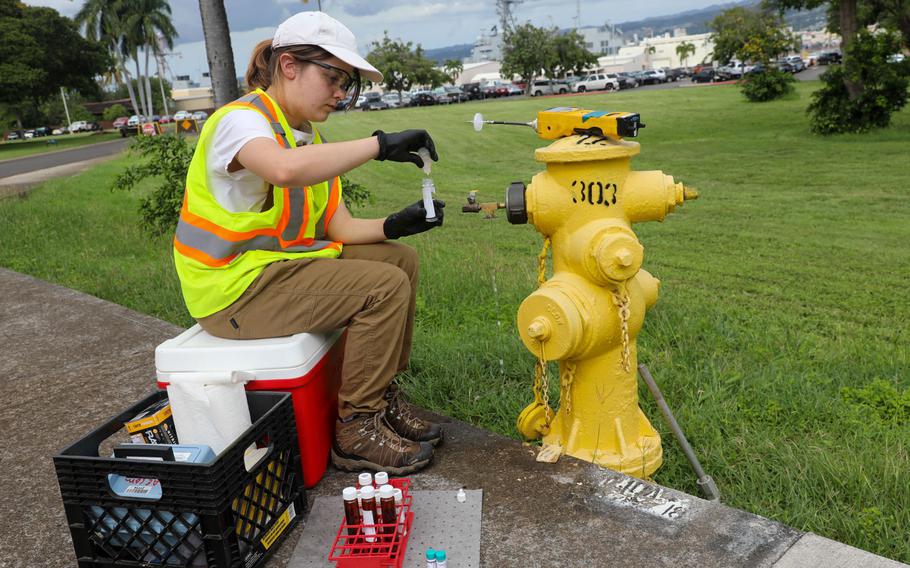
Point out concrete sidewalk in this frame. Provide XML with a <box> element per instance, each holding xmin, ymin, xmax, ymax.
<box><xmin>0</xmin><ymin>267</ymin><xmax>904</xmax><ymax>568</ymax></box>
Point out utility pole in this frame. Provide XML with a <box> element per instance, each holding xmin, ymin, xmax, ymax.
<box><xmin>60</xmin><ymin>87</ymin><xmax>71</xmax><ymax>127</ymax></box>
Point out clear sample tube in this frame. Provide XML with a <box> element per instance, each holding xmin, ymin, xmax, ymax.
<box><xmin>435</xmin><ymin>549</ymin><xmax>448</xmax><ymax>568</ymax></box>
<box><xmin>342</xmin><ymin>487</ymin><xmax>361</xmax><ymax>536</ymax></box>
<box><xmin>359</xmin><ymin>485</ymin><xmax>378</xmax><ymax>543</ymax></box>
<box><xmin>422</xmin><ymin>178</ymin><xmax>437</xmax><ymax>222</ymax></box>
<box><xmin>393</xmin><ymin>488</ymin><xmax>404</xmax><ymax>534</ymax></box>
<box><xmin>426</xmin><ymin>548</ymin><xmax>437</xmax><ymax>568</ymax></box>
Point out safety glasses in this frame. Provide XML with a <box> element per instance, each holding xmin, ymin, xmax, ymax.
<box><xmin>298</xmin><ymin>59</ymin><xmax>358</xmax><ymax>94</ymax></box>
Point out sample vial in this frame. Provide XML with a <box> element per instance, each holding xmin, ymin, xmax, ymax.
<box><xmin>379</xmin><ymin>484</ymin><xmax>397</xmax><ymax>536</ymax></box>
<box><xmin>425</xmin><ymin>548</ymin><xmax>437</xmax><ymax>568</ymax></box>
<box><xmin>456</xmin><ymin>488</ymin><xmax>467</xmax><ymax>503</ymax></box>
<box><xmin>358</xmin><ymin>472</ymin><xmax>373</xmax><ymax>489</ymax></box>
<box><xmin>374</xmin><ymin>471</ymin><xmax>389</xmax><ymax>486</ymax></box>
<box><xmin>422</xmin><ymin>178</ymin><xmax>437</xmax><ymax>222</ymax></box>
<box><xmin>359</xmin><ymin>485</ymin><xmax>378</xmax><ymax>543</ymax></box>
<box><xmin>342</xmin><ymin>487</ymin><xmax>361</xmax><ymax>536</ymax></box>
<box><xmin>435</xmin><ymin>549</ymin><xmax>448</xmax><ymax>568</ymax></box>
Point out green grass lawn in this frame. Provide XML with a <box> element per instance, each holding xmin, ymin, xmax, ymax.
<box><xmin>0</xmin><ymin>131</ymin><xmax>120</xmax><ymax>161</ymax></box>
<box><xmin>1</xmin><ymin>82</ymin><xmax>908</xmax><ymax>561</ymax></box>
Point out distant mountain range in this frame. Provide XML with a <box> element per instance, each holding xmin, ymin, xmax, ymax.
<box><xmin>423</xmin><ymin>1</ymin><xmax>828</xmax><ymax>64</ymax></box>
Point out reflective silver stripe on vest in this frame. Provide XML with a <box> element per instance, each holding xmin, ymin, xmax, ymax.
<box><xmin>175</xmin><ymin>216</ymin><xmax>335</xmax><ymax>261</ymax></box>
<box><xmin>281</xmin><ymin>187</ymin><xmax>306</xmax><ymax>241</ymax></box>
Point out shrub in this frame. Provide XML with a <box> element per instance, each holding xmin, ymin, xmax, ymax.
<box><xmin>102</xmin><ymin>104</ymin><xmax>128</xmax><ymax>122</ymax></box>
<box><xmin>113</xmin><ymin>134</ymin><xmax>372</xmax><ymax>235</ymax></box>
<box><xmin>740</xmin><ymin>68</ymin><xmax>795</xmax><ymax>102</ymax></box>
<box><xmin>807</xmin><ymin>31</ymin><xmax>909</xmax><ymax>135</ymax></box>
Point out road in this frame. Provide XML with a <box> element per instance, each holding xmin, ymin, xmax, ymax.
<box><xmin>0</xmin><ymin>137</ymin><xmax>129</xmax><ymax>179</ymax></box>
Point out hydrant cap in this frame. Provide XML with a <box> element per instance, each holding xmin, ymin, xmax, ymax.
<box><xmin>505</xmin><ymin>181</ymin><xmax>528</xmax><ymax>224</ymax></box>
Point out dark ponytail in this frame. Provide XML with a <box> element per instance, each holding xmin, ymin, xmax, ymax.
<box><xmin>246</xmin><ymin>39</ymin><xmax>274</xmax><ymax>90</ymax></box>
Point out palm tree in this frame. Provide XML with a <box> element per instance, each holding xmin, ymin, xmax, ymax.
<box><xmin>676</xmin><ymin>41</ymin><xmax>696</xmax><ymax>69</ymax></box>
<box><xmin>75</xmin><ymin>0</ymin><xmax>139</xmax><ymax>115</ymax></box>
<box><xmin>123</xmin><ymin>0</ymin><xmax>177</xmax><ymax>117</ymax></box>
<box><xmin>443</xmin><ymin>59</ymin><xmax>464</xmax><ymax>85</ymax></box>
<box><xmin>198</xmin><ymin>0</ymin><xmax>238</xmax><ymax>108</ymax></box>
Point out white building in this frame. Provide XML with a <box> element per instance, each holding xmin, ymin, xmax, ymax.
<box><xmin>457</xmin><ymin>61</ymin><xmax>503</xmax><ymax>84</ymax></box>
<box><xmin>576</xmin><ymin>22</ymin><xmax>625</xmax><ymax>56</ymax></box>
<box><xmin>598</xmin><ymin>31</ymin><xmax>714</xmax><ymax>72</ymax></box>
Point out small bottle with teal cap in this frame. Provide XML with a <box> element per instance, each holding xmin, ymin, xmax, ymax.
<box><xmin>435</xmin><ymin>549</ymin><xmax>448</xmax><ymax>568</ymax></box>
<box><xmin>425</xmin><ymin>548</ymin><xmax>437</xmax><ymax>568</ymax></box>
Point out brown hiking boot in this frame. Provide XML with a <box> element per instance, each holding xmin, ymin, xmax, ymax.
<box><xmin>383</xmin><ymin>385</ymin><xmax>443</xmax><ymax>446</ymax></box>
<box><xmin>331</xmin><ymin>411</ymin><xmax>434</xmax><ymax>475</ymax></box>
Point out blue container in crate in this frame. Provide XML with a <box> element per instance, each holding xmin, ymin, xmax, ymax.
<box><xmin>54</xmin><ymin>391</ymin><xmax>305</xmax><ymax>568</ymax></box>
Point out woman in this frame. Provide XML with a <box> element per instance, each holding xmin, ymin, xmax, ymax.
<box><xmin>173</xmin><ymin>11</ymin><xmax>444</xmax><ymax>475</ymax></box>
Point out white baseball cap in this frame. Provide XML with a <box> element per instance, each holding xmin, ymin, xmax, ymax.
<box><xmin>272</xmin><ymin>11</ymin><xmax>383</xmax><ymax>83</ymax></box>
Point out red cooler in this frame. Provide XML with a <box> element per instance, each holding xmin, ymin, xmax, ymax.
<box><xmin>155</xmin><ymin>325</ymin><xmax>344</xmax><ymax>487</ymax></box>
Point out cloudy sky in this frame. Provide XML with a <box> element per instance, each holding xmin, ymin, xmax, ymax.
<box><xmin>26</xmin><ymin>0</ymin><xmax>729</xmax><ymax>80</ymax></box>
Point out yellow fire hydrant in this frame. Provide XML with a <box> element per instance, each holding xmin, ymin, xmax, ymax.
<box><xmin>508</xmin><ymin>134</ymin><xmax>697</xmax><ymax>478</ymax></box>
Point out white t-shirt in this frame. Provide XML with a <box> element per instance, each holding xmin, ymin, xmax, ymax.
<box><xmin>207</xmin><ymin>109</ymin><xmax>315</xmax><ymax>213</ymax></box>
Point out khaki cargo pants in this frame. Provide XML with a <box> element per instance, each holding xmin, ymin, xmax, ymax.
<box><xmin>198</xmin><ymin>242</ymin><xmax>417</xmax><ymax>418</ymax></box>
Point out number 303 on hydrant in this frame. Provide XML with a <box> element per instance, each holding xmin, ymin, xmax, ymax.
<box><xmin>473</xmin><ymin>107</ymin><xmax>698</xmax><ymax>478</ymax></box>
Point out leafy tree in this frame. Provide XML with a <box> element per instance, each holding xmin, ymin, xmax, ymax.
<box><xmin>807</xmin><ymin>30</ymin><xmax>908</xmax><ymax>133</ymax></box>
<box><xmin>551</xmin><ymin>30</ymin><xmax>598</xmax><ymax>77</ymax></box>
<box><xmin>710</xmin><ymin>7</ymin><xmax>795</xmax><ymax>65</ymax></box>
<box><xmin>443</xmin><ymin>59</ymin><xmax>464</xmax><ymax>84</ymax></box>
<box><xmin>0</xmin><ymin>1</ymin><xmax>108</xmax><ymax>128</ymax></box>
<box><xmin>198</xmin><ymin>0</ymin><xmax>238</xmax><ymax>107</ymax></box>
<box><xmin>676</xmin><ymin>40</ymin><xmax>696</xmax><ymax>67</ymax></box>
<box><xmin>766</xmin><ymin>0</ymin><xmax>909</xmax><ymax>132</ymax></box>
<box><xmin>501</xmin><ymin>23</ymin><xmax>556</xmax><ymax>92</ymax></box>
<box><xmin>103</xmin><ymin>103</ymin><xmax>129</xmax><ymax>121</ymax></box>
<box><xmin>366</xmin><ymin>35</ymin><xmax>445</xmax><ymax>94</ymax></box>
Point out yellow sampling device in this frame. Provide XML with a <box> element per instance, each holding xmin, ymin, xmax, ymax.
<box><xmin>472</xmin><ymin>107</ymin><xmax>645</xmax><ymax>140</ymax></box>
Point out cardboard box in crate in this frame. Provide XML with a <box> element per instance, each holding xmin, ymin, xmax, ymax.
<box><xmin>54</xmin><ymin>391</ymin><xmax>305</xmax><ymax>568</ymax></box>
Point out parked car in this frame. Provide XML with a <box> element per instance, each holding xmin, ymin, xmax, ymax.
<box><xmin>817</xmin><ymin>51</ymin><xmax>842</xmax><ymax>65</ymax></box>
<box><xmin>6</xmin><ymin>131</ymin><xmax>20</xmax><ymax>141</ymax></box>
<box><xmin>786</xmin><ymin>56</ymin><xmax>805</xmax><ymax>72</ymax></box>
<box><xmin>504</xmin><ymin>83</ymin><xmax>523</xmax><ymax>96</ymax></box>
<box><xmin>361</xmin><ymin>92</ymin><xmax>390</xmax><ymax>111</ymax></box>
<box><xmin>173</xmin><ymin>110</ymin><xmax>192</xmax><ymax>121</ymax></box>
<box><xmin>381</xmin><ymin>93</ymin><xmax>403</xmax><ymax>108</ymax></box>
<box><xmin>68</xmin><ymin>120</ymin><xmax>89</xmax><ymax>133</ymax></box>
<box><xmin>112</xmin><ymin>116</ymin><xmax>129</xmax><ymax>129</ymax></box>
<box><xmin>158</xmin><ymin>115</ymin><xmax>172</xmax><ymax>124</ymax></box>
<box><xmin>664</xmin><ymin>68</ymin><xmax>686</xmax><ymax>82</ymax></box>
<box><xmin>191</xmin><ymin>111</ymin><xmax>208</xmax><ymax>121</ymax></box>
<box><xmin>775</xmin><ymin>60</ymin><xmax>796</xmax><ymax>73</ymax></box>
<box><xmin>616</xmin><ymin>73</ymin><xmax>638</xmax><ymax>89</ymax></box>
<box><xmin>461</xmin><ymin>82</ymin><xmax>484</xmax><ymax>100</ymax></box>
<box><xmin>691</xmin><ymin>66</ymin><xmax>717</xmax><ymax>83</ymax></box>
<box><xmin>23</xmin><ymin>130</ymin><xmax>34</xmax><ymax>139</ymax></box>
<box><xmin>530</xmin><ymin>79</ymin><xmax>568</xmax><ymax>96</ymax></box>
<box><xmin>34</xmin><ymin>126</ymin><xmax>51</xmax><ymax>137</ymax></box>
<box><xmin>638</xmin><ymin>70</ymin><xmax>665</xmax><ymax>85</ymax></box>
<box><xmin>574</xmin><ymin>73</ymin><xmax>619</xmax><ymax>92</ymax></box>
<box><xmin>51</xmin><ymin>127</ymin><xmax>66</xmax><ymax>135</ymax></box>
<box><xmin>86</xmin><ymin>121</ymin><xmax>102</xmax><ymax>132</ymax></box>
<box><xmin>126</xmin><ymin>115</ymin><xmax>144</xmax><ymax>127</ymax></box>
<box><xmin>409</xmin><ymin>92</ymin><xmax>436</xmax><ymax>106</ymax></box>
<box><xmin>480</xmin><ymin>80</ymin><xmax>502</xmax><ymax>98</ymax></box>
<box><xmin>443</xmin><ymin>86</ymin><xmax>468</xmax><ymax>103</ymax></box>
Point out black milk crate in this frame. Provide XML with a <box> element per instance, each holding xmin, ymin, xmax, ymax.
<box><xmin>54</xmin><ymin>390</ymin><xmax>306</xmax><ymax>568</ymax></box>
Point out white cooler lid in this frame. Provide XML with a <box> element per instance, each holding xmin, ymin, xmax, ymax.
<box><xmin>156</xmin><ymin>324</ymin><xmax>342</xmax><ymax>382</ymax></box>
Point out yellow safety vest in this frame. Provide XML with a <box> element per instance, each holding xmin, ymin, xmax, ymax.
<box><xmin>173</xmin><ymin>89</ymin><xmax>344</xmax><ymax>318</ymax></box>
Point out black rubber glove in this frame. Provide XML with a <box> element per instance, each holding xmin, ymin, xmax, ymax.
<box><xmin>383</xmin><ymin>199</ymin><xmax>446</xmax><ymax>239</ymax></box>
<box><xmin>373</xmin><ymin>130</ymin><xmax>438</xmax><ymax>168</ymax></box>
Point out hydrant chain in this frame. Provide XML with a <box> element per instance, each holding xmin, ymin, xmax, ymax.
<box><xmin>613</xmin><ymin>289</ymin><xmax>633</xmax><ymax>373</ymax></box>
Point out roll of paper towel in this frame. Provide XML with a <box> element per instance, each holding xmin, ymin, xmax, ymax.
<box><xmin>167</xmin><ymin>372</ymin><xmax>253</xmax><ymax>455</ymax></box>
